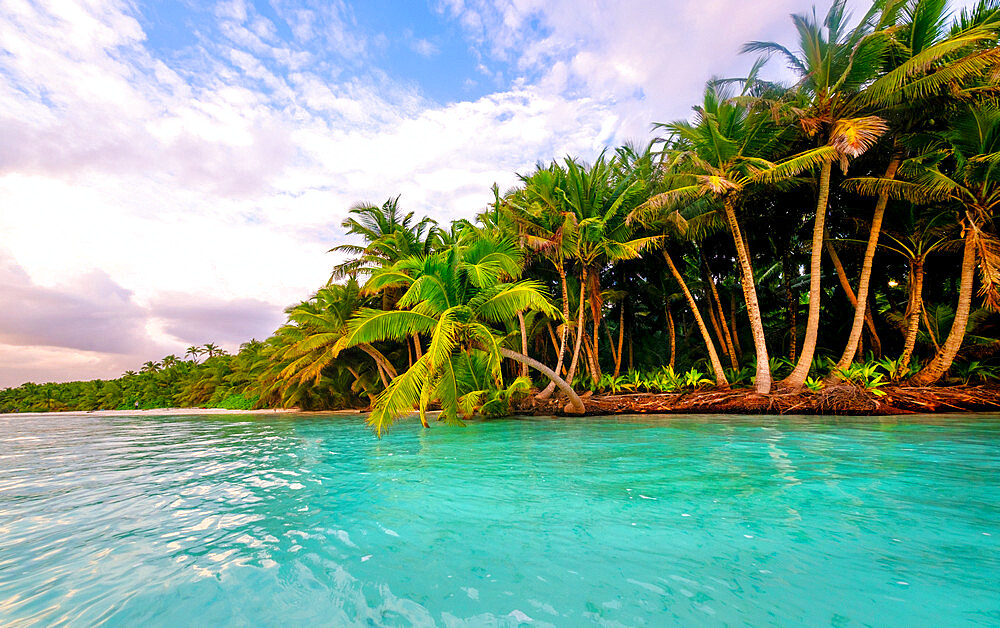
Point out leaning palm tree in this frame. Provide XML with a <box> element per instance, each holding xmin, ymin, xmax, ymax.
<box><xmin>875</xmin><ymin>205</ymin><xmax>959</xmax><ymax>375</ymax></box>
<box><xmin>745</xmin><ymin>0</ymin><xmax>895</xmax><ymax>389</ymax></box>
<box><xmin>637</xmin><ymin>80</ymin><xmax>835</xmax><ymax>393</ymax></box>
<box><xmin>342</xmin><ymin>235</ymin><xmax>584</xmax><ymax>436</ymax></box>
<box><xmin>830</xmin><ymin>0</ymin><xmax>1000</xmax><ymax>373</ymax></box>
<box><xmin>845</xmin><ymin>104</ymin><xmax>1000</xmax><ymax>384</ymax></box>
<box><xmin>277</xmin><ymin>279</ymin><xmax>398</xmax><ymax>391</ymax></box>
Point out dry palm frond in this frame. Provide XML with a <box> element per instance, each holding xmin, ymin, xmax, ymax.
<box><xmin>829</xmin><ymin>115</ymin><xmax>889</xmax><ymax>158</ymax></box>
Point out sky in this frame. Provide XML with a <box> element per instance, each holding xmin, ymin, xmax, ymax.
<box><xmin>0</xmin><ymin>0</ymin><xmax>978</xmax><ymax>387</ymax></box>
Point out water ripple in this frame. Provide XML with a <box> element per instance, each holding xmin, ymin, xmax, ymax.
<box><xmin>0</xmin><ymin>412</ymin><xmax>998</xmax><ymax>626</ymax></box>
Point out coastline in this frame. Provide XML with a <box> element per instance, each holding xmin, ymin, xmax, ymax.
<box><xmin>517</xmin><ymin>384</ymin><xmax>1000</xmax><ymax>416</ymax></box>
<box><xmin>0</xmin><ymin>407</ymin><xmax>303</xmax><ymax>419</ymax></box>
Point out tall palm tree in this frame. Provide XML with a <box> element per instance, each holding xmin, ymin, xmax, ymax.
<box><xmin>560</xmin><ymin>154</ymin><xmax>660</xmax><ymax>384</ymax></box>
<box><xmin>638</xmin><ymin>81</ymin><xmax>834</xmax><ymax>393</ymax></box>
<box><xmin>343</xmin><ymin>235</ymin><xmax>583</xmax><ymax>435</ymax></box>
<box><xmin>875</xmin><ymin>205</ymin><xmax>959</xmax><ymax>374</ymax></box>
<box><xmin>745</xmin><ymin>0</ymin><xmax>895</xmax><ymax>389</ymax></box>
<box><xmin>847</xmin><ymin>104</ymin><xmax>1000</xmax><ymax>383</ymax></box>
<box><xmin>831</xmin><ymin>0</ymin><xmax>1000</xmax><ymax>373</ymax></box>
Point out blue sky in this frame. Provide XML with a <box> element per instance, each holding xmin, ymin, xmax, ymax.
<box><xmin>0</xmin><ymin>0</ymin><xmax>980</xmax><ymax>386</ymax></box>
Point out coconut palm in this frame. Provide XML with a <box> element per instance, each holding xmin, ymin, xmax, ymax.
<box><xmin>329</xmin><ymin>196</ymin><xmax>437</xmax><ymax>280</ymax></box>
<box><xmin>876</xmin><ymin>205</ymin><xmax>959</xmax><ymax>375</ymax></box>
<box><xmin>745</xmin><ymin>0</ymin><xmax>897</xmax><ymax>388</ymax></box>
<box><xmin>831</xmin><ymin>0</ymin><xmax>1000</xmax><ymax>373</ymax></box>
<box><xmin>846</xmin><ymin>104</ymin><xmax>1000</xmax><ymax>383</ymax></box>
<box><xmin>342</xmin><ymin>234</ymin><xmax>584</xmax><ymax>436</ymax></box>
<box><xmin>637</xmin><ymin>80</ymin><xmax>835</xmax><ymax>393</ymax></box>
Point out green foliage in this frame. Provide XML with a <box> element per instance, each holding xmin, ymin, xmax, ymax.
<box><xmin>804</xmin><ymin>377</ymin><xmax>825</xmax><ymax>393</ymax></box>
<box><xmin>835</xmin><ymin>363</ymin><xmax>890</xmax><ymax>396</ymax></box>
<box><xmin>951</xmin><ymin>360</ymin><xmax>1000</xmax><ymax>385</ymax></box>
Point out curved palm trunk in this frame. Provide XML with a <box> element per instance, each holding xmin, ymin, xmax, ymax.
<box><xmin>912</xmin><ymin>225</ymin><xmax>976</xmax><ymax>385</ymax></box>
<box><xmin>613</xmin><ymin>303</ymin><xmax>625</xmax><ymax>377</ymax></box>
<box><xmin>833</xmin><ymin>154</ymin><xmax>900</xmax><ymax>371</ymax></box>
<box><xmin>781</xmin><ymin>254</ymin><xmax>797</xmax><ymax>361</ymax></box>
<box><xmin>516</xmin><ymin>311</ymin><xmax>529</xmax><ymax>377</ymax></box>
<box><xmin>897</xmin><ymin>258</ymin><xmax>924</xmax><ymax>378</ymax></box>
<box><xmin>537</xmin><ymin>266</ymin><xmax>571</xmax><ymax>400</ymax></box>
<box><xmin>722</xmin><ymin>201</ymin><xmax>770</xmax><ymax>393</ymax></box>
<box><xmin>566</xmin><ymin>267</ymin><xmax>589</xmax><ymax>385</ymax></box>
<box><xmin>663</xmin><ymin>249</ymin><xmax>729</xmax><ymax>386</ymax></box>
<box><xmin>666</xmin><ymin>300</ymin><xmax>676</xmax><ymax>370</ymax></box>
<box><xmin>359</xmin><ymin>343</ymin><xmax>398</xmax><ymax>381</ymax></box>
<box><xmin>826</xmin><ymin>237</ymin><xmax>882</xmax><ymax>357</ymax></box>
<box><xmin>783</xmin><ymin>160</ymin><xmax>831</xmax><ymax>390</ymax></box>
<box><xmin>498</xmin><ymin>347</ymin><xmax>585</xmax><ymax>414</ymax></box>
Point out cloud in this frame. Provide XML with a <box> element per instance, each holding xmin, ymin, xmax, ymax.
<box><xmin>149</xmin><ymin>294</ymin><xmax>288</xmax><ymax>346</ymax></box>
<box><xmin>411</xmin><ymin>38</ymin><xmax>439</xmax><ymax>58</ymax></box>
<box><xmin>0</xmin><ymin>251</ymin><xmax>153</xmax><ymax>355</ymax></box>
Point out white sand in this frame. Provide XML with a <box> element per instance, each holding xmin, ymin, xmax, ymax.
<box><xmin>0</xmin><ymin>407</ymin><xmax>306</xmax><ymax>419</ymax></box>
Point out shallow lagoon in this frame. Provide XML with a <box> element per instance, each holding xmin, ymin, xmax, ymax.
<box><xmin>1</xmin><ymin>412</ymin><xmax>998</xmax><ymax>626</ymax></box>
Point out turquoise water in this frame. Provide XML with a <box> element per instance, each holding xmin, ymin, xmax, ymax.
<box><xmin>1</xmin><ymin>413</ymin><xmax>998</xmax><ymax>626</ymax></box>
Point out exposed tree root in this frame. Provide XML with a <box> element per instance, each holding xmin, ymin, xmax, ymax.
<box><xmin>513</xmin><ymin>384</ymin><xmax>1000</xmax><ymax>416</ymax></box>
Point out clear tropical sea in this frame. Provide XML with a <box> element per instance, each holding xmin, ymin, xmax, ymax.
<box><xmin>1</xmin><ymin>413</ymin><xmax>998</xmax><ymax>627</ymax></box>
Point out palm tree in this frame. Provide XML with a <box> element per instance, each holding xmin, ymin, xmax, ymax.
<box><xmin>505</xmin><ymin>162</ymin><xmax>579</xmax><ymax>399</ymax></box>
<box><xmin>875</xmin><ymin>205</ymin><xmax>959</xmax><ymax>375</ymax></box>
<box><xmin>745</xmin><ymin>0</ymin><xmax>895</xmax><ymax>389</ymax></box>
<box><xmin>831</xmin><ymin>0</ymin><xmax>1000</xmax><ymax>373</ymax></box>
<box><xmin>185</xmin><ymin>346</ymin><xmax>203</xmax><ymax>363</ymax></box>
<box><xmin>342</xmin><ymin>235</ymin><xmax>584</xmax><ymax>435</ymax></box>
<box><xmin>560</xmin><ymin>154</ymin><xmax>660</xmax><ymax>384</ymax></box>
<box><xmin>329</xmin><ymin>196</ymin><xmax>437</xmax><ymax>280</ymax></box>
<box><xmin>846</xmin><ymin>104</ymin><xmax>1000</xmax><ymax>383</ymax></box>
<box><xmin>638</xmin><ymin>80</ymin><xmax>834</xmax><ymax>393</ymax></box>
<box><xmin>202</xmin><ymin>343</ymin><xmax>222</xmax><ymax>359</ymax></box>
<box><xmin>277</xmin><ymin>279</ymin><xmax>398</xmax><ymax>391</ymax></box>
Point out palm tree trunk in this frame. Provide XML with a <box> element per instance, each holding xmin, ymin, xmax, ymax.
<box><xmin>729</xmin><ymin>288</ymin><xmax>742</xmax><ymax>359</ymax></box>
<box><xmin>537</xmin><ymin>266</ymin><xmax>571</xmax><ymax>400</ymax></box>
<box><xmin>825</xmin><ymin>237</ymin><xmax>882</xmax><ymax>358</ymax></box>
<box><xmin>833</xmin><ymin>154</ymin><xmax>900</xmax><ymax>371</ymax></box>
<box><xmin>589</xmin><ymin>272</ymin><xmax>602</xmax><ymax>383</ymax></box>
<box><xmin>614</xmin><ymin>303</ymin><xmax>625</xmax><ymax>377</ymax></box>
<box><xmin>566</xmin><ymin>267</ymin><xmax>589</xmax><ymax>384</ymax></box>
<box><xmin>498</xmin><ymin>347</ymin><xmax>585</xmax><ymax>414</ymax></box>
<box><xmin>706</xmin><ymin>267</ymin><xmax>738</xmax><ymax>369</ymax></box>
<box><xmin>666</xmin><ymin>300</ymin><xmax>676</xmax><ymax>370</ymax></box>
<box><xmin>413</xmin><ymin>335</ymin><xmax>423</xmax><ymax>360</ymax></box>
<box><xmin>663</xmin><ymin>249</ymin><xmax>729</xmax><ymax>386</ymax></box>
<box><xmin>781</xmin><ymin>254</ymin><xmax>797</xmax><ymax>361</ymax></box>
<box><xmin>912</xmin><ymin>224</ymin><xmax>976</xmax><ymax>385</ymax></box>
<box><xmin>359</xmin><ymin>343</ymin><xmax>398</xmax><ymax>381</ymax></box>
<box><xmin>722</xmin><ymin>201</ymin><xmax>769</xmax><ymax>393</ymax></box>
<box><xmin>897</xmin><ymin>258</ymin><xmax>924</xmax><ymax>378</ymax></box>
<box><xmin>517</xmin><ymin>311</ymin><xmax>529</xmax><ymax>377</ymax></box>
<box><xmin>783</xmin><ymin>160</ymin><xmax>831</xmax><ymax>390</ymax></box>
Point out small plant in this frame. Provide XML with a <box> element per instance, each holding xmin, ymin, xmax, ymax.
<box><xmin>952</xmin><ymin>360</ymin><xmax>1000</xmax><ymax>385</ymax></box>
<box><xmin>804</xmin><ymin>376</ymin><xmax>824</xmax><ymax>393</ymax></box>
<box><xmin>836</xmin><ymin>363</ymin><xmax>888</xmax><ymax>396</ymax></box>
<box><xmin>682</xmin><ymin>367</ymin><xmax>713</xmax><ymax>389</ymax></box>
<box><xmin>724</xmin><ymin>366</ymin><xmax>754</xmax><ymax>388</ymax></box>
